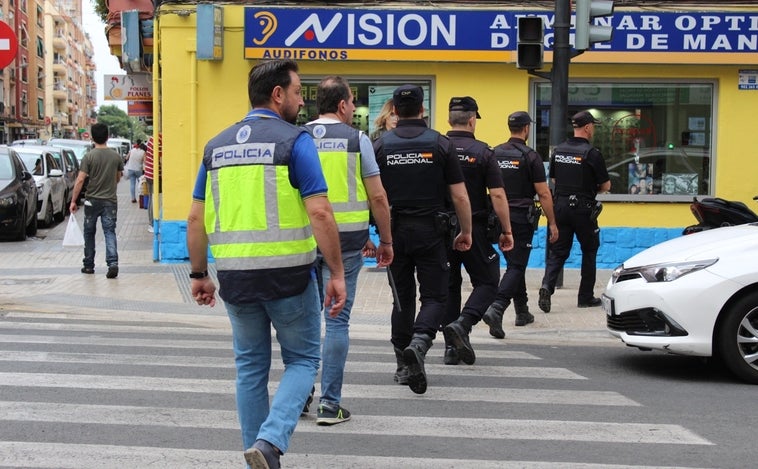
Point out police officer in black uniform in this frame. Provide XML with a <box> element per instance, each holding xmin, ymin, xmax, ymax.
<box><xmin>538</xmin><ymin>111</ymin><xmax>611</xmax><ymax>312</ymax></box>
<box><xmin>483</xmin><ymin>111</ymin><xmax>559</xmax><ymax>338</ymax></box>
<box><xmin>441</xmin><ymin>96</ymin><xmax>513</xmax><ymax>366</ymax></box>
<box><xmin>373</xmin><ymin>85</ymin><xmax>473</xmax><ymax>394</ymax></box>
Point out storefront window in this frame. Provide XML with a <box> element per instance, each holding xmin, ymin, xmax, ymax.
<box><xmin>534</xmin><ymin>81</ymin><xmax>714</xmax><ymax>200</ymax></box>
<box><xmin>298</xmin><ymin>79</ymin><xmax>432</xmax><ymax>141</ymax></box>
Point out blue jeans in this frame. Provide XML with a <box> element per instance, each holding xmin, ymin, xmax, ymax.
<box><xmin>225</xmin><ymin>278</ymin><xmax>321</xmax><ymax>454</ymax></box>
<box><xmin>317</xmin><ymin>250</ymin><xmax>363</xmax><ymax>407</ymax></box>
<box><xmin>82</xmin><ymin>198</ymin><xmax>118</xmax><ymax>269</ymax></box>
<box><xmin>127</xmin><ymin>169</ymin><xmax>142</xmax><ymax>201</ymax></box>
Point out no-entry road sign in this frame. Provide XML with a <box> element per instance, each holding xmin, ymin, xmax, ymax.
<box><xmin>0</xmin><ymin>21</ymin><xmax>18</xmax><ymax>70</ymax></box>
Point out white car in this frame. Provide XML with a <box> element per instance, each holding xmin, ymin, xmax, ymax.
<box><xmin>13</xmin><ymin>146</ymin><xmax>67</xmax><ymax>227</ymax></box>
<box><xmin>603</xmin><ymin>224</ymin><xmax>758</xmax><ymax>384</ymax></box>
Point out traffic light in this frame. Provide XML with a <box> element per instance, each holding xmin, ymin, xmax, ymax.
<box><xmin>575</xmin><ymin>0</ymin><xmax>615</xmax><ymax>51</ymax></box>
<box><xmin>516</xmin><ymin>16</ymin><xmax>544</xmax><ymax>70</ymax></box>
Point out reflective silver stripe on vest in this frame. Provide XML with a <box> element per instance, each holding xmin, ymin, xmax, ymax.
<box><xmin>215</xmin><ymin>251</ymin><xmax>317</xmax><ymax>271</ymax></box>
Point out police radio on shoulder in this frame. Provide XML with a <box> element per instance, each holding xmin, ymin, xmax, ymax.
<box><xmin>189</xmin><ymin>270</ymin><xmax>208</xmax><ymax>279</ymax></box>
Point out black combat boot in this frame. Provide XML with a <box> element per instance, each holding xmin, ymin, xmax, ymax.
<box><xmin>514</xmin><ymin>300</ymin><xmax>535</xmax><ymax>326</ymax></box>
<box><xmin>393</xmin><ymin>347</ymin><xmax>409</xmax><ymax>385</ymax></box>
<box><xmin>403</xmin><ymin>333</ymin><xmax>433</xmax><ymax>394</ymax></box>
<box><xmin>443</xmin><ymin>334</ymin><xmax>459</xmax><ymax>365</ymax></box>
<box><xmin>443</xmin><ymin>319</ymin><xmax>476</xmax><ymax>365</ymax></box>
<box><xmin>482</xmin><ymin>301</ymin><xmax>507</xmax><ymax>339</ymax></box>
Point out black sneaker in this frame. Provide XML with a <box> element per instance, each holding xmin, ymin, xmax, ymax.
<box><xmin>538</xmin><ymin>287</ymin><xmax>551</xmax><ymax>313</ymax></box>
<box><xmin>302</xmin><ymin>386</ymin><xmax>315</xmax><ymax>415</ymax></box>
<box><xmin>106</xmin><ymin>266</ymin><xmax>118</xmax><ymax>279</ymax></box>
<box><xmin>443</xmin><ymin>321</ymin><xmax>475</xmax><ymax>365</ymax></box>
<box><xmin>578</xmin><ymin>297</ymin><xmax>602</xmax><ymax>308</ymax></box>
<box><xmin>515</xmin><ymin>311</ymin><xmax>535</xmax><ymax>326</ymax></box>
<box><xmin>244</xmin><ymin>439</ymin><xmax>281</xmax><ymax>469</ymax></box>
<box><xmin>443</xmin><ymin>345</ymin><xmax>459</xmax><ymax>365</ymax></box>
<box><xmin>316</xmin><ymin>403</ymin><xmax>351</xmax><ymax>426</ymax></box>
<box><xmin>81</xmin><ymin>267</ymin><xmax>94</xmax><ymax>274</ymax></box>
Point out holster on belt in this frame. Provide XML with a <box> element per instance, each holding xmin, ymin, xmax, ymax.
<box><xmin>485</xmin><ymin>212</ymin><xmax>501</xmax><ymax>244</ymax></box>
<box><xmin>590</xmin><ymin>201</ymin><xmax>603</xmax><ymax>222</ymax></box>
<box><xmin>527</xmin><ymin>202</ymin><xmax>543</xmax><ymax>232</ymax></box>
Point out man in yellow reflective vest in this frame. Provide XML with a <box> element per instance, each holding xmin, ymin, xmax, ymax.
<box><xmin>187</xmin><ymin>59</ymin><xmax>346</xmax><ymax>469</ymax></box>
<box><xmin>304</xmin><ymin>76</ymin><xmax>393</xmax><ymax>426</ymax></box>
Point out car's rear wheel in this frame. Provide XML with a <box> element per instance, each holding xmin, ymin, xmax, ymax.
<box><xmin>25</xmin><ymin>209</ymin><xmax>37</xmax><ymax>237</ymax></box>
<box><xmin>42</xmin><ymin>197</ymin><xmax>54</xmax><ymax>227</ymax></box>
<box><xmin>11</xmin><ymin>208</ymin><xmax>26</xmax><ymax>241</ymax></box>
<box><xmin>53</xmin><ymin>195</ymin><xmax>65</xmax><ymax>223</ymax></box>
<box><xmin>716</xmin><ymin>292</ymin><xmax>758</xmax><ymax>384</ymax></box>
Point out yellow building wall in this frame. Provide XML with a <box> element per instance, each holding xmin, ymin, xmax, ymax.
<box><xmin>155</xmin><ymin>5</ymin><xmax>758</xmax><ymax>261</ymax></box>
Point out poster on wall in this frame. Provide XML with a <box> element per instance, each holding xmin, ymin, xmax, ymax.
<box><xmin>662</xmin><ymin>173</ymin><xmax>698</xmax><ymax>195</ymax></box>
<box><xmin>628</xmin><ymin>163</ymin><xmax>653</xmax><ymax>194</ymax></box>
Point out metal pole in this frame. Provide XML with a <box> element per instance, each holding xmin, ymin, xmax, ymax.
<box><xmin>548</xmin><ymin>0</ymin><xmax>572</xmax><ymax>288</ymax></box>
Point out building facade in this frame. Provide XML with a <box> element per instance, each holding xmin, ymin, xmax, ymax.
<box><xmin>0</xmin><ymin>0</ymin><xmax>96</xmax><ymax>143</ymax></box>
<box><xmin>149</xmin><ymin>1</ymin><xmax>758</xmax><ymax>268</ymax></box>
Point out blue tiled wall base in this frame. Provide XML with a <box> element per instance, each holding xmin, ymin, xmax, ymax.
<box><xmin>158</xmin><ymin>221</ymin><xmax>683</xmax><ymax>270</ymax></box>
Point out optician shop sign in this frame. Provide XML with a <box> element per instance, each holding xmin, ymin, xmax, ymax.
<box><xmin>243</xmin><ymin>8</ymin><xmax>758</xmax><ymax>62</ymax></box>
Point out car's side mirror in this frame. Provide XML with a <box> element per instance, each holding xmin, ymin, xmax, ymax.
<box><xmin>22</xmin><ymin>171</ymin><xmax>33</xmax><ymax>181</ymax></box>
<box><xmin>49</xmin><ymin>169</ymin><xmax>64</xmax><ymax>177</ymax></box>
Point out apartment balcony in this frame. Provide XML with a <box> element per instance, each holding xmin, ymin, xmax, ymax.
<box><xmin>53</xmin><ymin>60</ymin><xmax>66</xmax><ymax>74</ymax></box>
<box><xmin>53</xmin><ymin>34</ymin><xmax>66</xmax><ymax>51</ymax></box>
<box><xmin>53</xmin><ymin>82</ymin><xmax>67</xmax><ymax>100</ymax></box>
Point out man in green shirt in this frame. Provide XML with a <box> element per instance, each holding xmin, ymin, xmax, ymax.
<box><xmin>70</xmin><ymin>123</ymin><xmax>124</xmax><ymax>278</ymax></box>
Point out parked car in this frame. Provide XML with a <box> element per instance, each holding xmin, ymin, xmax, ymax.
<box><xmin>603</xmin><ymin>223</ymin><xmax>758</xmax><ymax>384</ymax></box>
<box><xmin>48</xmin><ymin>138</ymin><xmax>94</xmax><ymax>164</ymax></box>
<box><xmin>107</xmin><ymin>137</ymin><xmax>132</xmax><ymax>161</ymax></box>
<box><xmin>605</xmin><ymin>147</ymin><xmax>710</xmax><ymax>195</ymax></box>
<box><xmin>13</xmin><ymin>145</ymin><xmax>67</xmax><ymax>227</ymax></box>
<box><xmin>38</xmin><ymin>145</ymin><xmax>78</xmax><ymax>206</ymax></box>
<box><xmin>0</xmin><ymin>145</ymin><xmax>38</xmax><ymax>240</ymax></box>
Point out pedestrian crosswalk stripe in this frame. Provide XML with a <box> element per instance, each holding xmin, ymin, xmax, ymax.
<box><xmin>0</xmin><ymin>442</ymin><xmax>704</xmax><ymax>469</ymax></box>
<box><xmin>0</xmin><ymin>373</ymin><xmax>622</xmax><ymax>404</ymax></box>
<box><xmin>0</xmin><ymin>401</ymin><xmax>710</xmax><ymax>445</ymax></box>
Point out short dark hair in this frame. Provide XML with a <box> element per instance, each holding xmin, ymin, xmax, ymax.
<box><xmin>248</xmin><ymin>59</ymin><xmax>299</xmax><ymax>107</ymax></box>
<box><xmin>316</xmin><ymin>76</ymin><xmax>350</xmax><ymax>115</ymax></box>
<box><xmin>91</xmin><ymin>123</ymin><xmax>109</xmax><ymax>144</ymax></box>
<box><xmin>395</xmin><ymin>101</ymin><xmax>422</xmax><ymax>119</ymax></box>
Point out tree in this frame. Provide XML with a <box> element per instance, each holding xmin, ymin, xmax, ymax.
<box><xmin>97</xmin><ymin>105</ymin><xmax>147</xmax><ymax>142</ymax></box>
<box><xmin>94</xmin><ymin>0</ymin><xmax>108</xmax><ymax>23</ymax></box>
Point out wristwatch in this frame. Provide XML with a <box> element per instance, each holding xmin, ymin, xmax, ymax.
<box><xmin>189</xmin><ymin>270</ymin><xmax>208</xmax><ymax>279</ymax></box>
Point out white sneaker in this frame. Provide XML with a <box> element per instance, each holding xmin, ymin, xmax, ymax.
<box><xmin>147</xmin><ymin>226</ymin><xmax>154</xmax><ymax>233</ymax></box>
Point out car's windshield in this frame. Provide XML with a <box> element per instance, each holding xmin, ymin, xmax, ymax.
<box><xmin>0</xmin><ymin>154</ymin><xmax>13</xmax><ymax>179</ymax></box>
<box><xmin>16</xmin><ymin>151</ymin><xmax>44</xmax><ymax>176</ymax></box>
<box><xmin>49</xmin><ymin>140</ymin><xmax>91</xmax><ymax>162</ymax></box>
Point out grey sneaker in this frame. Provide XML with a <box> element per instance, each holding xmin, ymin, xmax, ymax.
<box><xmin>244</xmin><ymin>439</ymin><xmax>280</xmax><ymax>469</ymax></box>
<box><xmin>316</xmin><ymin>403</ymin><xmax>351</xmax><ymax>426</ymax></box>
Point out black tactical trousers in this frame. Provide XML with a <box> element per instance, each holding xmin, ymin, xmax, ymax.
<box><xmin>541</xmin><ymin>197</ymin><xmax>600</xmax><ymax>303</ymax></box>
<box><xmin>443</xmin><ymin>222</ymin><xmax>500</xmax><ymax>328</ymax></box>
<box><xmin>389</xmin><ymin>218</ymin><xmax>449</xmax><ymax>351</ymax></box>
<box><xmin>494</xmin><ymin>219</ymin><xmax>535</xmax><ymax>308</ymax></box>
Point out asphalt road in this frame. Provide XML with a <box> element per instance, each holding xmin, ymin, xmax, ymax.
<box><xmin>0</xmin><ymin>306</ymin><xmax>754</xmax><ymax>469</ymax></box>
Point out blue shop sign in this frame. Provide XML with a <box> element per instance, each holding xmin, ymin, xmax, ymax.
<box><xmin>243</xmin><ymin>8</ymin><xmax>758</xmax><ymax>62</ymax></box>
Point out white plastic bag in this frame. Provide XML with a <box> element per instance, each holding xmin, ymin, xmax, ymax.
<box><xmin>62</xmin><ymin>214</ymin><xmax>84</xmax><ymax>247</ymax></box>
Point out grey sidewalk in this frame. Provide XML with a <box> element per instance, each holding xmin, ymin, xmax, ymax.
<box><xmin>0</xmin><ymin>179</ymin><xmax>615</xmax><ymax>345</ymax></box>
